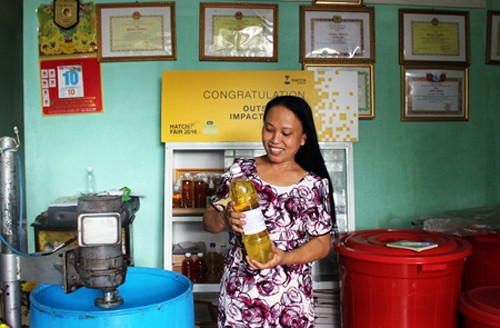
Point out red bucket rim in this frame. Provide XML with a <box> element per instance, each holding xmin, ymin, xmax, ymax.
<box><xmin>333</xmin><ymin>229</ymin><xmax>472</xmax><ymax>264</ymax></box>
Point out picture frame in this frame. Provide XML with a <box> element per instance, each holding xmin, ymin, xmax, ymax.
<box><xmin>303</xmin><ymin>63</ymin><xmax>375</xmax><ymax>119</ymax></box>
<box><xmin>486</xmin><ymin>10</ymin><xmax>500</xmax><ymax>64</ymax></box>
<box><xmin>200</xmin><ymin>3</ymin><xmax>278</xmax><ymax>62</ymax></box>
<box><xmin>300</xmin><ymin>5</ymin><xmax>375</xmax><ymax>63</ymax></box>
<box><xmin>401</xmin><ymin>66</ymin><xmax>468</xmax><ymax>121</ymax></box>
<box><xmin>313</xmin><ymin>0</ymin><xmax>363</xmax><ymax>5</ymax></box>
<box><xmin>399</xmin><ymin>9</ymin><xmax>470</xmax><ymax>66</ymax></box>
<box><xmin>97</xmin><ymin>2</ymin><xmax>176</xmax><ymax>62</ymax></box>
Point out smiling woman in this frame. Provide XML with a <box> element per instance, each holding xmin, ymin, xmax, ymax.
<box><xmin>203</xmin><ymin>96</ymin><xmax>336</xmax><ymax>327</ymax></box>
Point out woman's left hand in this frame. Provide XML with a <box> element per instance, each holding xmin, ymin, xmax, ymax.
<box><xmin>245</xmin><ymin>245</ymin><xmax>286</xmax><ymax>270</ymax></box>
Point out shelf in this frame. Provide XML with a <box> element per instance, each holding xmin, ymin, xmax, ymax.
<box><xmin>192</xmin><ymin>281</ymin><xmax>339</xmax><ymax>293</ymax></box>
<box><xmin>172</xmin><ymin>216</ymin><xmax>203</xmax><ymax>223</ymax></box>
<box><xmin>193</xmin><ymin>283</ymin><xmax>221</xmax><ymax>293</ymax></box>
<box><xmin>173</xmin><ymin>208</ymin><xmax>206</xmax><ymax>216</ymax></box>
<box><xmin>313</xmin><ymin>281</ymin><xmax>339</xmax><ymax>291</ymax></box>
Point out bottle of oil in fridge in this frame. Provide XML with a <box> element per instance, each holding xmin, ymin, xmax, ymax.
<box><xmin>229</xmin><ymin>164</ymin><xmax>273</xmax><ymax>264</ymax></box>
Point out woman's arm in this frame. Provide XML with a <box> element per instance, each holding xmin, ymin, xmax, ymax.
<box><xmin>202</xmin><ymin>205</ymin><xmax>227</xmax><ymax>233</ymax></box>
<box><xmin>203</xmin><ymin>201</ymin><xmax>246</xmax><ymax>234</ymax></box>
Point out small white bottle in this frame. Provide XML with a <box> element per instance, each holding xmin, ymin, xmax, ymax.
<box><xmin>86</xmin><ymin>166</ymin><xmax>95</xmax><ymax>194</ymax></box>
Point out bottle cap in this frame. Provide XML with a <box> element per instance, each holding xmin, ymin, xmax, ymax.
<box><xmin>197</xmin><ymin>252</ymin><xmax>204</xmax><ymax>257</ymax></box>
<box><xmin>185</xmin><ymin>252</ymin><xmax>192</xmax><ymax>257</ymax></box>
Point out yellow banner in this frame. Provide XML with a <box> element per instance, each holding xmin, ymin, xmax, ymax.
<box><xmin>161</xmin><ymin>70</ymin><xmax>358</xmax><ymax>142</ymax></box>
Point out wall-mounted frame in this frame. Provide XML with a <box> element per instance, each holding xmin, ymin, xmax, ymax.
<box><xmin>300</xmin><ymin>5</ymin><xmax>375</xmax><ymax>63</ymax></box>
<box><xmin>97</xmin><ymin>2</ymin><xmax>176</xmax><ymax>62</ymax></box>
<box><xmin>401</xmin><ymin>66</ymin><xmax>468</xmax><ymax>121</ymax></box>
<box><xmin>486</xmin><ymin>10</ymin><xmax>500</xmax><ymax>64</ymax></box>
<box><xmin>304</xmin><ymin>63</ymin><xmax>375</xmax><ymax>119</ymax></box>
<box><xmin>313</xmin><ymin>0</ymin><xmax>363</xmax><ymax>5</ymax></box>
<box><xmin>399</xmin><ymin>9</ymin><xmax>470</xmax><ymax>66</ymax></box>
<box><xmin>200</xmin><ymin>3</ymin><xmax>278</xmax><ymax>62</ymax></box>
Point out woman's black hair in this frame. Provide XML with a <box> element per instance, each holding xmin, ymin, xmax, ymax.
<box><xmin>264</xmin><ymin>96</ymin><xmax>336</xmax><ymax>225</ymax></box>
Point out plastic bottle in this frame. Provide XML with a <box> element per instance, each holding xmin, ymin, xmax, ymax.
<box><xmin>182</xmin><ymin>252</ymin><xmax>195</xmax><ymax>281</ymax></box>
<box><xmin>193</xmin><ymin>252</ymin><xmax>207</xmax><ymax>283</ymax></box>
<box><xmin>229</xmin><ymin>164</ymin><xmax>273</xmax><ymax>264</ymax></box>
<box><xmin>181</xmin><ymin>173</ymin><xmax>194</xmax><ymax>208</ymax></box>
<box><xmin>86</xmin><ymin>166</ymin><xmax>95</xmax><ymax>194</ymax></box>
<box><xmin>206</xmin><ymin>242</ymin><xmax>219</xmax><ymax>283</ymax></box>
<box><xmin>217</xmin><ymin>243</ymin><xmax>228</xmax><ymax>279</ymax></box>
<box><xmin>172</xmin><ymin>181</ymin><xmax>182</xmax><ymax>208</ymax></box>
<box><xmin>194</xmin><ymin>174</ymin><xmax>207</xmax><ymax>208</ymax></box>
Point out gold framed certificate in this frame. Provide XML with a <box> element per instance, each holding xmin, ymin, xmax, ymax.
<box><xmin>97</xmin><ymin>2</ymin><xmax>176</xmax><ymax>62</ymax></box>
<box><xmin>401</xmin><ymin>66</ymin><xmax>468</xmax><ymax>121</ymax></box>
<box><xmin>399</xmin><ymin>9</ymin><xmax>469</xmax><ymax>66</ymax></box>
<box><xmin>303</xmin><ymin>63</ymin><xmax>375</xmax><ymax>119</ymax></box>
<box><xmin>486</xmin><ymin>10</ymin><xmax>500</xmax><ymax>65</ymax></box>
<box><xmin>200</xmin><ymin>3</ymin><xmax>278</xmax><ymax>62</ymax></box>
<box><xmin>300</xmin><ymin>5</ymin><xmax>375</xmax><ymax>63</ymax></box>
<box><xmin>313</xmin><ymin>0</ymin><xmax>363</xmax><ymax>5</ymax></box>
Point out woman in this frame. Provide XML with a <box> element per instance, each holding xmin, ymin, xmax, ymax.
<box><xmin>203</xmin><ymin>95</ymin><xmax>335</xmax><ymax>327</ymax></box>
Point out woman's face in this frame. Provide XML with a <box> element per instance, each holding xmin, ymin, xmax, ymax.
<box><xmin>262</xmin><ymin>105</ymin><xmax>306</xmax><ymax>164</ymax></box>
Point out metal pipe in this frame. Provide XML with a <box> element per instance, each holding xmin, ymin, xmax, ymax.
<box><xmin>0</xmin><ymin>135</ymin><xmax>21</xmax><ymax>328</ymax></box>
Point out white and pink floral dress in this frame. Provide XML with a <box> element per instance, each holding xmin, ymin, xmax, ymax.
<box><xmin>211</xmin><ymin>158</ymin><xmax>333</xmax><ymax>328</ymax></box>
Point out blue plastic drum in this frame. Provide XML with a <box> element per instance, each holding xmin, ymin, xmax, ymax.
<box><xmin>30</xmin><ymin>267</ymin><xmax>194</xmax><ymax>328</ymax></box>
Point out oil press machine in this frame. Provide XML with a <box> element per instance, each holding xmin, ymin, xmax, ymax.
<box><xmin>0</xmin><ymin>128</ymin><xmax>139</xmax><ymax>328</ymax></box>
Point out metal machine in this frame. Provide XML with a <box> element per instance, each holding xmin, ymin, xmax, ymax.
<box><xmin>0</xmin><ymin>128</ymin><xmax>139</xmax><ymax>327</ymax></box>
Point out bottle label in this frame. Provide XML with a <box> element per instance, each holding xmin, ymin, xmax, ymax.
<box><xmin>242</xmin><ymin>208</ymin><xmax>267</xmax><ymax>235</ymax></box>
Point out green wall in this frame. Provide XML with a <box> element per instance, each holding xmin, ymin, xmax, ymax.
<box><xmin>22</xmin><ymin>0</ymin><xmax>499</xmax><ymax>268</ymax></box>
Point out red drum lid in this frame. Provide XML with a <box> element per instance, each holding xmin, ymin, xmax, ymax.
<box><xmin>333</xmin><ymin>229</ymin><xmax>472</xmax><ymax>264</ymax></box>
<box><xmin>460</xmin><ymin>286</ymin><xmax>500</xmax><ymax>325</ymax></box>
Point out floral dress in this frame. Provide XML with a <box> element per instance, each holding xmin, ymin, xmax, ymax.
<box><xmin>211</xmin><ymin>158</ymin><xmax>333</xmax><ymax>328</ymax></box>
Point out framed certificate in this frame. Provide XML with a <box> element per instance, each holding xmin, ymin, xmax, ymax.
<box><xmin>200</xmin><ymin>3</ymin><xmax>278</xmax><ymax>62</ymax></box>
<box><xmin>399</xmin><ymin>9</ymin><xmax>470</xmax><ymax>66</ymax></box>
<box><xmin>303</xmin><ymin>63</ymin><xmax>375</xmax><ymax>119</ymax></box>
<box><xmin>300</xmin><ymin>5</ymin><xmax>375</xmax><ymax>63</ymax></box>
<box><xmin>486</xmin><ymin>11</ymin><xmax>500</xmax><ymax>64</ymax></box>
<box><xmin>401</xmin><ymin>66</ymin><xmax>468</xmax><ymax>121</ymax></box>
<box><xmin>313</xmin><ymin>0</ymin><xmax>363</xmax><ymax>5</ymax></box>
<box><xmin>97</xmin><ymin>2</ymin><xmax>176</xmax><ymax>62</ymax></box>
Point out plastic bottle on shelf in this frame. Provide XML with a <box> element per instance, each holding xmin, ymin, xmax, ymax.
<box><xmin>205</xmin><ymin>175</ymin><xmax>216</xmax><ymax>206</ymax></box>
<box><xmin>182</xmin><ymin>252</ymin><xmax>195</xmax><ymax>281</ymax></box>
<box><xmin>194</xmin><ymin>174</ymin><xmax>207</xmax><ymax>208</ymax></box>
<box><xmin>172</xmin><ymin>180</ymin><xmax>182</xmax><ymax>208</ymax></box>
<box><xmin>217</xmin><ymin>243</ymin><xmax>228</xmax><ymax>279</ymax></box>
<box><xmin>206</xmin><ymin>242</ymin><xmax>219</xmax><ymax>283</ymax></box>
<box><xmin>181</xmin><ymin>173</ymin><xmax>194</xmax><ymax>208</ymax></box>
<box><xmin>193</xmin><ymin>252</ymin><xmax>207</xmax><ymax>283</ymax></box>
<box><xmin>229</xmin><ymin>164</ymin><xmax>273</xmax><ymax>264</ymax></box>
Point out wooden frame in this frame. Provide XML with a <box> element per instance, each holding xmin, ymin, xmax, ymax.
<box><xmin>401</xmin><ymin>66</ymin><xmax>468</xmax><ymax>121</ymax></box>
<box><xmin>97</xmin><ymin>2</ymin><xmax>176</xmax><ymax>62</ymax></box>
<box><xmin>399</xmin><ymin>9</ymin><xmax>470</xmax><ymax>66</ymax></box>
<box><xmin>486</xmin><ymin>10</ymin><xmax>500</xmax><ymax>64</ymax></box>
<box><xmin>313</xmin><ymin>0</ymin><xmax>363</xmax><ymax>5</ymax></box>
<box><xmin>300</xmin><ymin>5</ymin><xmax>375</xmax><ymax>63</ymax></box>
<box><xmin>199</xmin><ymin>3</ymin><xmax>278</xmax><ymax>62</ymax></box>
<box><xmin>304</xmin><ymin>63</ymin><xmax>375</xmax><ymax>119</ymax></box>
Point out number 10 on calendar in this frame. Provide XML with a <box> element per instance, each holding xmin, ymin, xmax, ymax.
<box><xmin>57</xmin><ymin>65</ymin><xmax>84</xmax><ymax>98</ymax></box>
